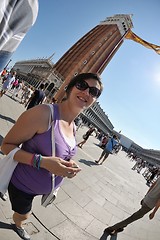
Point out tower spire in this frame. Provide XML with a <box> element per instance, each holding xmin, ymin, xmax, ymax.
<box><xmin>48</xmin><ymin>52</ymin><xmax>55</xmax><ymax>61</ymax></box>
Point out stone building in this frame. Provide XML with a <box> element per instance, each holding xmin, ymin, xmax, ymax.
<box><xmin>14</xmin><ymin>57</ymin><xmax>64</xmax><ymax>99</ymax></box>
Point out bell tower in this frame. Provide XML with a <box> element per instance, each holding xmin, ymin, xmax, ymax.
<box><xmin>54</xmin><ymin>14</ymin><xmax>133</xmax><ymax>102</ymax></box>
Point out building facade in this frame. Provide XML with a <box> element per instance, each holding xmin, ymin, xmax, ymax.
<box><xmin>14</xmin><ymin>58</ymin><xmax>64</xmax><ymax>98</ymax></box>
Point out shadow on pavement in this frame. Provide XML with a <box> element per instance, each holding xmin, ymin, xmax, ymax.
<box><xmin>0</xmin><ymin>114</ymin><xmax>15</xmax><ymax>124</ymax></box>
<box><xmin>94</xmin><ymin>143</ymin><xmax>101</xmax><ymax>147</ymax></box>
<box><xmin>79</xmin><ymin>158</ymin><xmax>97</xmax><ymax>167</ymax></box>
<box><xmin>0</xmin><ymin>221</ymin><xmax>12</xmax><ymax>230</ymax></box>
<box><xmin>0</xmin><ymin>135</ymin><xmax>4</xmax><ymax>147</ymax></box>
<box><xmin>99</xmin><ymin>231</ymin><xmax>117</xmax><ymax>240</ymax></box>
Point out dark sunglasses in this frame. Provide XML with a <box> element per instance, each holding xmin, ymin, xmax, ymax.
<box><xmin>75</xmin><ymin>80</ymin><xmax>101</xmax><ymax>98</ymax></box>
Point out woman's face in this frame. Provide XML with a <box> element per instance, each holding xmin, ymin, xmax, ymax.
<box><xmin>68</xmin><ymin>78</ymin><xmax>101</xmax><ymax>110</ymax></box>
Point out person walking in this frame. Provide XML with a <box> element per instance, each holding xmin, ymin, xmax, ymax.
<box><xmin>95</xmin><ymin>135</ymin><xmax>118</xmax><ymax>164</ymax></box>
<box><xmin>1</xmin><ymin>72</ymin><xmax>103</xmax><ymax>240</ymax></box>
<box><xmin>77</xmin><ymin>127</ymin><xmax>95</xmax><ymax>148</ymax></box>
<box><xmin>26</xmin><ymin>83</ymin><xmax>46</xmax><ymax>109</ymax></box>
<box><xmin>99</xmin><ymin>134</ymin><xmax>109</xmax><ymax>149</ymax></box>
<box><xmin>75</xmin><ymin>116</ymin><xmax>83</xmax><ymax>131</ymax></box>
<box><xmin>11</xmin><ymin>80</ymin><xmax>23</xmax><ymax>100</ymax></box>
<box><xmin>11</xmin><ymin>78</ymin><xmax>19</xmax><ymax>90</ymax></box>
<box><xmin>1</xmin><ymin>68</ymin><xmax>7</xmax><ymax>78</ymax></box>
<box><xmin>146</xmin><ymin>166</ymin><xmax>159</xmax><ymax>185</ymax></box>
<box><xmin>20</xmin><ymin>85</ymin><xmax>31</xmax><ymax>105</ymax></box>
<box><xmin>0</xmin><ymin>71</ymin><xmax>16</xmax><ymax>97</ymax></box>
<box><xmin>104</xmin><ymin>176</ymin><xmax>160</xmax><ymax>235</ymax></box>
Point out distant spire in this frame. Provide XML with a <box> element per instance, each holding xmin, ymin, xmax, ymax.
<box><xmin>48</xmin><ymin>52</ymin><xmax>55</xmax><ymax>60</ymax></box>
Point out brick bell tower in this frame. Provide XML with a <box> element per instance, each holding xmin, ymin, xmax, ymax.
<box><xmin>54</xmin><ymin>14</ymin><xmax>133</xmax><ymax>102</ymax></box>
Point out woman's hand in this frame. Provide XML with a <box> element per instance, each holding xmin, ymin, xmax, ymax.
<box><xmin>67</xmin><ymin>159</ymin><xmax>80</xmax><ymax>178</ymax></box>
<box><xmin>41</xmin><ymin>156</ymin><xmax>81</xmax><ymax>178</ymax></box>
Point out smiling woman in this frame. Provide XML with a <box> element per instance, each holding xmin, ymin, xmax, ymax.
<box><xmin>65</xmin><ymin>73</ymin><xmax>103</xmax><ymax>111</ymax></box>
<box><xmin>1</xmin><ymin>72</ymin><xmax>103</xmax><ymax>240</ymax></box>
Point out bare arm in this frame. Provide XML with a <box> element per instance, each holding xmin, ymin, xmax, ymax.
<box><xmin>1</xmin><ymin>104</ymin><xmax>81</xmax><ymax>177</ymax></box>
<box><xmin>149</xmin><ymin>199</ymin><xmax>160</xmax><ymax>220</ymax></box>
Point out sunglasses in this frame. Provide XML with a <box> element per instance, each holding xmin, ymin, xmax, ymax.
<box><xmin>75</xmin><ymin>80</ymin><xmax>101</xmax><ymax>98</ymax></box>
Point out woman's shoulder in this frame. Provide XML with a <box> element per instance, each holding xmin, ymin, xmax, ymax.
<box><xmin>24</xmin><ymin>104</ymin><xmax>52</xmax><ymax>128</ymax></box>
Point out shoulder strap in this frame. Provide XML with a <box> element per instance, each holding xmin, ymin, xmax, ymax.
<box><xmin>48</xmin><ymin>104</ymin><xmax>55</xmax><ymax>156</ymax></box>
<box><xmin>111</xmin><ymin>138</ymin><xmax>114</xmax><ymax>149</ymax></box>
<box><xmin>41</xmin><ymin>104</ymin><xmax>56</xmax><ymax>207</ymax></box>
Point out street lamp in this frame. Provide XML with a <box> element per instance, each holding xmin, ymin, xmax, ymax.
<box><xmin>4</xmin><ymin>59</ymin><xmax>12</xmax><ymax>69</ymax></box>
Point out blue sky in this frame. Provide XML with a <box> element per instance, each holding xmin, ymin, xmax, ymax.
<box><xmin>11</xmin><ymin>0</ymin><xmax>160</xmax><ymax>150</ymax></box>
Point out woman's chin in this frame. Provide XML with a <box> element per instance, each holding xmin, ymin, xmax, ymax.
<box><xmin>76</xmin><ymin>99</ymin><xmax>87</xmax><ymax>109</ymax></box>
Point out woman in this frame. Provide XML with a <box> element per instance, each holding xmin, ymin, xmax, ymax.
<box><xmin>1</xmin><ymin>72</ymin><xmax>103</xmax><ymax>240</ymax></box>
<box><xmin>0</xmin><ymin>71</ymin><xmax>16</xmax><ymax>97</ymax></box>
<box><xmin>26</xmin><ymin>83</ymin><xmax>46</xmax><ymax>109</ymax></box>
<box><xmin>77</xmin><ymin>127</ymin><xmax>95</xmax><ymax>148</ymax></box>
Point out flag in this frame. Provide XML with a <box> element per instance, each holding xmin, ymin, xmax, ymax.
<box><xmin>125</xmin><ymin>30</ymin><xmax>160</xmax><ymax>54</ymax></box>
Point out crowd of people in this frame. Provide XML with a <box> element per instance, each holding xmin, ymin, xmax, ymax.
<box><xmin>1</xmin><ymin>70</ymin><xmax>29</xmax><ymax>101</ymax></box>
<box><xmin>127</xmin><ymin>152</ymin><xmax>160</xmax><ymax>186</ymax></box>
<box><xmin>0</xmin><ymin>70</ymin><xmax>47</xmax><ymax>110</ymax></box>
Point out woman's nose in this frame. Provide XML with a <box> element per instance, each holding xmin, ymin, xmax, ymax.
<box><xmin>83</xmin><ymin>88</ymin><xmax>90</xmax><ymax>96</ymax></box>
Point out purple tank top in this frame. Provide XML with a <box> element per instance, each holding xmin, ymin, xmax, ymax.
<box><xmin>11</xmin><ymin>104</ymin><xmax>77</xmax><ymax>195</ymax></box>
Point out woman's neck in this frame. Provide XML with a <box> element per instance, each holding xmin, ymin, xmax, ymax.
<box><xmin>58</xmin><ymin>101</ymin><xmax>80</xmax><ymax>124</ymax></box>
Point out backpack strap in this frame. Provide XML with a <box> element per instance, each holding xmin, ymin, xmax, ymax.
<box><xmin>111</xmin><ymin>138</ymin><xmax>114</xmax><ymax>149</ymax></box>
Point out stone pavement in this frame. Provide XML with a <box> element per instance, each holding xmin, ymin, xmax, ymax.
<box><xmin>0</xmin><ymin>92</ymin><xmax>160</xmax><ymax>240</ymax></box>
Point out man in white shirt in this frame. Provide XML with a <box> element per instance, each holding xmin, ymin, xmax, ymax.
<box><xmin>104</xmin><ymin>177</ymin><xmax>160</xmax><ymax>235</ymax></box>
<box><xmin>0</xmin><ymin>0</ymin><xmax>38</xmax><ymax>71</ymax></box>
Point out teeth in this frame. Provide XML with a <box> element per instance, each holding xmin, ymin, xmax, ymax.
<box><xmin>78</xmin><ymin>96</ymin><xmax>86</xmax><ymax>102</ymax></box>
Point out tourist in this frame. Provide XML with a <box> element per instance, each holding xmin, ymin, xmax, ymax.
<box><xmin>104</xmin><ymin>177</ymin><xmax>160</xmax><ymax>235</ymax></box>
<box><xmin>1</xmin><ymin>72</ymin><xmax>103</xmax><ymax>240</ymax></box>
